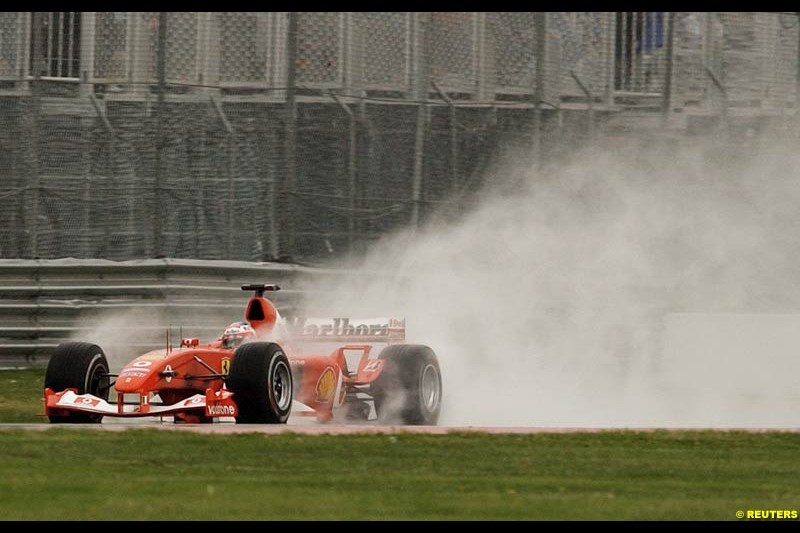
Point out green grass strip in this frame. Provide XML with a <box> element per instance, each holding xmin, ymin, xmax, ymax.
<box><xmin>0</xmin><ymin>428</ymin><xmax>798</xmax><ymax>520</ymax></box>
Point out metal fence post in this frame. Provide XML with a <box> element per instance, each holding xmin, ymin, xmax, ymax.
<box><xmin>283</xmin><ymin>11</ymin><xmax>298</xmax><ymax>259</ymax></box>
<box><xmin>796</xmin><ymin>12</ymin><xmax>800</xmax><ymax>132</ymax></box>
<box><xmin>533</xmin><ymin>12</ymin><xmax>546</xmax><ymax>166</ymax></box>
<box><xmin>153</xmin><ymin>12</ymin><xmax>167</xmax><ymax>258</ymax></box>
<box><xmin>89</xmin><ymin>95</ymin><xmax>115</xmax><ymax>256</ymax></box>
<box><xmin>569</xmin><ymin>71</ymin><xmax>595</xmax><ymax>146</ymax></box>
<box><xmin>326</xmin><ymin>91</ymin><xmax>358</xmax><ymax>254</ymax></box>
<box><xmin>28</xmin><ymin>13</ymin><xmax>42</xmax><ymax>258</ymax></box>
<box><xmin>28</xmin><ymin>99</ymin><xmax>41</xmax><ymax>259</ymax></box>
<box><xmin>210</xmin><ymin>97</ymin><xmax>235</xmax><ymax>258</ymax></box>
<box><xmin>662</xmin><ymin>12</ymin><xmax>676</xmax><ymax>127</ymax></box>
<box><xmin>410</xmin><ymin>12</ymin><xmax>430</xmax><ymax>229</ymax></box>
<box><xmin>431</xmin><ymin>80</ymin><xmax>458</xmax><ymax>198</ymax></box>
<box><xmin>79</xmin><ymin>12</ymin><xmax>95</xmax><ymax>96</ymax></box>
<box><xmin>347</xmin><ymin>106</ymin><xmax>357</xmax><ymax>254</ymax></box>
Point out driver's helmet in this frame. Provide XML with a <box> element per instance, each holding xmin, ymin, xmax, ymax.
<box><xmin>221</xmin><ymin>321</ymin><xmax>256</xmax><ymax>349</ymax></box>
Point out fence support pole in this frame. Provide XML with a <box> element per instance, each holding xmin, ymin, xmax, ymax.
<box><xmin>89</xmin><ymin>95</ymin><xmax>116</xmax><ymax>256</ymax></box>
<box><xmin>705</xmin><ymin>65</ymin><xmax>728</xmax><ymax>128</ymax></box>
<box><xmin>662</xmin><ymin>12</ymin><xmax>676</xmax><ymax>127</ymax></box>
<box><xmin>533</xmin><ymin>12</ymin><xmax>547</xmax><ymax>167</ymax></box>
<box><xmin>796</xmin><ymin>13</ymin><xmax>800</xmax><ymax>132</ymax></box>
<box><xmin>411</xmin><ymin>107</ymin><xmax>426</xmax><ymax>228</ymax></box>
<box><xmin>28</xmin><ymin>13</ymin><xmax>43</xmax><ymax>258</ymax></box>
<box><xmin>211</xmin><ymin>97</ymin><xmax>235</xmax><ymax>258</ymax></box>
<box><xmin>569</xmin><ymin>70</ymin><xmax>595</xmax><ymax>145</ymax></box>
<box><xmin>431</xmin><ymin>80</ymin><xmax>459</xmax><ymax>198</ymax></box>
<box><xmin>411</xmin><ymin>12</ymin><xmax>430</xmax><ymax>228</ymax></box>
<box><xmin>153</xmin><ymin>12</ymin><xmax>167</xmax><ymax>258</ymax></box>
<box><xmin>328</xmin><ymin>91</ymin><xmax>357</xmax><ymax>254</ymax></box>
<box><xmin>283</xmin><ymin>12</ymin><xmax>298</xmax><ymax>259</ymax></box>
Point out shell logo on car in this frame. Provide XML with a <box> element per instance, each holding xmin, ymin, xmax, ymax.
<box><xmin>315</xmin><ymin>367</ymin><xmax>336</xmax><ymax>403</ymax></box>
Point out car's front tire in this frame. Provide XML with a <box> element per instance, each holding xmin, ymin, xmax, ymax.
<box><xmin>44</xmin><ymin>342</ymin><xmax>110</xmax><ymax>424</ymax></box>
<box><xmin>228</xmin><ymin>342</ymin><xmax>292</xmax><ymax>424</ymax></box>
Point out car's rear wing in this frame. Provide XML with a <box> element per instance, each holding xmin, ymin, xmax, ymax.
<box><xmin>286</xmin><ymin>317</ymin><xmax>405</xmax><ymax>344</ymax></box>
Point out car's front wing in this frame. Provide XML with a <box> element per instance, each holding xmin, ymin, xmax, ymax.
<box><xmin>44</xmin><ymin>387</ymin><xmax>238</xmax><ymax>418</ymax></box>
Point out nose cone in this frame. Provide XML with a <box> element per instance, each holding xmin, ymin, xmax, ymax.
<box><xmin>115</xmin><ymin>351</ymin><xmax>167</xmax><ymax>393</ymax></box>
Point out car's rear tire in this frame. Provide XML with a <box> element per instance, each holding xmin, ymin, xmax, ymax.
<box><xmin>44</xmin><ymin>342</ymin><xmax>110</xmax><ymax>424</ymax></box>
<box><xmin>371</xmin><ymin>344</ymin><xmax>442</xmax><ymax>425</ymax></box>
<box><xmin>228</xmin><ymin>342</ymin><xmax>292</xmax><ymax>424</ymax></box>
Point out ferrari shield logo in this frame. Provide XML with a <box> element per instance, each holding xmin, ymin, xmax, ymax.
<box><xmin>221</xmin><ymin>357</ymin><xmax>231</xmax><ymax>375</ymax></box>
<box><xmin>315</xmin><ymin>367</ymin><xmax>336</xmax><ymax>403</ymax></box>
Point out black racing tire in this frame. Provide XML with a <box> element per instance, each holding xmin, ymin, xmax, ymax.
<box><xmin>370</xmin><ymin>344</ymin><xmax>442</xmax><ymax>425</ymax></box>
<box><xmin>44</xmin><ymin>342</ymin><xmax>110</xmax><ymax>424</ymax></box>
<box><xmin>227</xmin><ymin>342</ymin><xmax>292</xmax><ymax>424</ymax></box>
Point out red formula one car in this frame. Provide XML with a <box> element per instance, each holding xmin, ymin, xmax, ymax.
<box><xmin>43</xmin><ymin>284</ymin><xmax>442</xmax><ymax>425</ymax></box>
